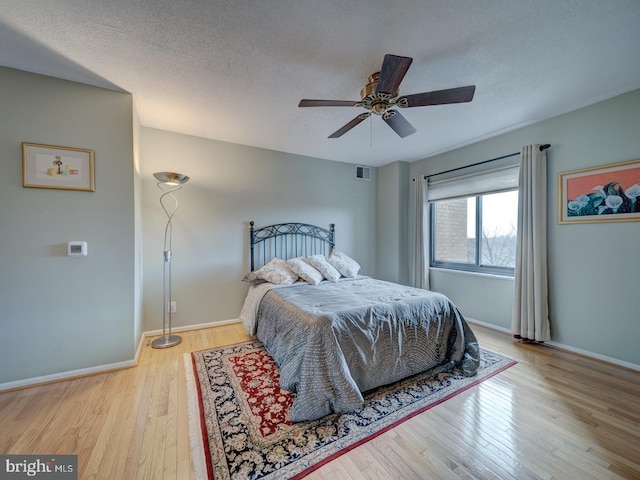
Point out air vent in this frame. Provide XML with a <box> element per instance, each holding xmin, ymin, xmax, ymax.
<box><xmin>355</xmin><ymin>165</ymin><xmax>371</xmax><ymax>181</ymax></box>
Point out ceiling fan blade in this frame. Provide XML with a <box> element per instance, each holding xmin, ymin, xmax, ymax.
<box><xmin>299</xmin><ymin>99</ymin><xmax>359</xmax><ymax>107</ymax></box>
<box><xmin>375</xmin><ymin>54</ymin><xmax>413</xmax><ymax>95</ymax></box>
<box><xmin>382</xmin><ymin>110</ymin><xmax>416</xmax><ymax>138</ymax></box>
<box><xmin>328</xmin><ymin>113</ymin><xmax>371</xmax><ymax>138</ymax></box>
<box><xmin>401</xmin><ymin>85</ymin><xmax>476</xmax><ymax>107</ymax></box>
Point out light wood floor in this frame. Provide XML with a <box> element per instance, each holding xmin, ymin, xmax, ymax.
<box><xmin>1</xmin><ymin>323</ymin><xmax>638</xmax><ymax>479</ymax></box>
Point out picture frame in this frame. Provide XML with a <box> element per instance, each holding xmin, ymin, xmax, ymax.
<box><xmin>22</xmin><ymin>142</ymin><xmax>95</xmax><ymax>192</ymax></box>
<box><xmin>558</xmin><ymin>158</ymin><xmax>640</xmax><ymax>224</ymax></box>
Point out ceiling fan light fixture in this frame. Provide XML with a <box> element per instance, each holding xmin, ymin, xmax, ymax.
<box><xmin>371</xmin><ymin>102</ymin><xmax>387</xmax><ymax>115</ymax></box>
<box><xmin>360</xmin><ymin>71</ymin><xmax>398</xmax><ymax>115</ymax></box>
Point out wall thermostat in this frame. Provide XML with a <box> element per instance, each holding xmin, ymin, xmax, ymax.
<box><xmin>67</xmin><ymin>241</ymin><xmax>88</xmax><ymax>257</ymax></box>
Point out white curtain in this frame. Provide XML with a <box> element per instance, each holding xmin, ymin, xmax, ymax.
<box><xmin>410</xmin><ymin>176</ymin><xmax>430</xmax><ymax>290</ymax></box>
<box><xmin>512</xmin><ymin>145</ymin><xmax>550</xmax><ymax>342</ymax></box>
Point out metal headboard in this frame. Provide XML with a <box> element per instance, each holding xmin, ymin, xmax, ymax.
<box><xmin>249</xmin><ymin>221</ymin><xmax>335</xmax><ymax>271</ymax></box>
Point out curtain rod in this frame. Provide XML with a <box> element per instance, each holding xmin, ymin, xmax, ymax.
<box><xmin>419</xmin><ymin>144</ymin><xmax>551</xmax><ymax>180</ymax></box>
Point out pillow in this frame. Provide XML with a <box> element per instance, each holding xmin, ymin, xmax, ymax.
<box><xmin>242</xmin><ymin>258</ymin><xmax>298</xmax><ymax>285</ymax></box>
<box><xmin>328</xmin><ymin>249</ymin><xmax>360</xmax><ymax>278</ymax></box>
<box><xmin>306</xmin><ymin>254</ymin><xmax>341</xmax><ymax>282</ymax></box>
<box><xmin>286</xmin><ymin>257</ymin><xmax>324</xmax><ymax>285</ymax></box>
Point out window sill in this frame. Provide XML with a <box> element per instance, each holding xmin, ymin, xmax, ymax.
<box><xmin>429</xmin><ymin>267</ymin><xmax>514</xmax><ymax>281</ymax></box>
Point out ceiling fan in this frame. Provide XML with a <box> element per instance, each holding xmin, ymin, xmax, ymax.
<box><xmin>299</xmin><ymin>54</ymin><xmax>475</xmax><ymax>139</ymax></box>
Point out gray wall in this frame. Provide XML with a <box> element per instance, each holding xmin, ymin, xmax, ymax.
<box><xmin>140</xmin><ymin>128</ymin><xmax>378</xmax><ymax>331</ymax></box>
<box><xmin>377</xmin><ymin>161</ymin><xmax>409</xmax><ymax>284</ymax></box>
<box><xmin>405</xmin><ymin>89</ymin><xmax>640</xmax><ymax>366</ymax></box>
<box><xmin>132</xmin><ymin>105</ymin><xmax>143</xmax><ymax>349</ymax></box>
<box><xmin>0</xmin><ymin>67</ymin><xmax>137</xmax><ymax>384</ymax></box>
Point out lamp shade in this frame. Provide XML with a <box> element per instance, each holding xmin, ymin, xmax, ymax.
<box><xmin>153</xmin><ymin>172</ymin><xmax>190</xmax><ymax>185</ymax></box>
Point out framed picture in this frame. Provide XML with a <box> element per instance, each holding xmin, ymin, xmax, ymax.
<box><xmin>558</xmin><ymin>159</ymin><xmax>640</xmax><ymax>224</ymax></box>
<box><xmin>22</xmin><ymin>142</ymin><xmax>95</xmax><ymax>192</ymax></box>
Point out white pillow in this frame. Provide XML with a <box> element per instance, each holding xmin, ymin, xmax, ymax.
<box><xmin>306</xmin><ymin>254</ymin><xmax>341</xmax><ymax>282</ymax></box>
<box><xmin>286</xmin><ymin>257</ymin><xmax>324</xmax><ymax>285</ymax></box>
<box><xmin>242</xmin><ymin>258</ymin><xmax>298</xmax><ymax>285</ymax></box>
<box><xmin>328</xmin><ymin>250</ymin><xmax>360</xmax><ymax>278</ymax></box>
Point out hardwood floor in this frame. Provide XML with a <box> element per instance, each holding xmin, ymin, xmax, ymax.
<box><xmin>1</xmin><ymin>323</ymin><xmax>638</xmax><ymax>479</ymax></box>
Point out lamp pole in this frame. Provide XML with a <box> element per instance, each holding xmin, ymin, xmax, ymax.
<box><xmin>151</xmin><ymin>172</ymin><xmax>189</xmax><ymax>349</ymax></box>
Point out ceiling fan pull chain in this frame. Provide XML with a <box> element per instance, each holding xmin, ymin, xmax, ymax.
<box><xmin>370</xmin><ymin>115</ymin><xmax>373</xmax><ymax>147</ymax></box>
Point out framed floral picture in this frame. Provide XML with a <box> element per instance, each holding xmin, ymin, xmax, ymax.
<box><xmin>558</xmin><ymin>159</ymin><xmax>640</xmax><ymax>224</ymax></box>
<box><xmin>22</xmin><ymin>142</ymin><xmax>95</xmax><ymax>192</ymax></box>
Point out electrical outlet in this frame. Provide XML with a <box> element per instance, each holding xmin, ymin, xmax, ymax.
<box><xmin>170</xmin><ymin>301</ymin><xmax>177</xmax><ymax>313</ymax></box>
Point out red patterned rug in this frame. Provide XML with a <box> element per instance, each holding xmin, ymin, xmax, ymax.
<box><xmin>185</xmin><ymin>340</ymin><xmax>515</xmax><ymax>480</ymax></box>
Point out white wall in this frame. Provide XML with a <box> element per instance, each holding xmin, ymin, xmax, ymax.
<box><xmin>140</xmin><ymin>128</ymin><xmax>378</xmax><ymax>331</ymax></box>
<box><xmin>407</xmin><ymin>88</ymin><xmax>640</xmax><ymax>366</ymax></box>
<box><xmin>0</xmin><ymin>68</ymin><xmax>137</xmax><ymax>384</ymax></box>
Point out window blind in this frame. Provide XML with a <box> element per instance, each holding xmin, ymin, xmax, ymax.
<box><xmin>426</xmin><ymin>164</ymin><xmax>520</xmax><ymax>201</ymax></box>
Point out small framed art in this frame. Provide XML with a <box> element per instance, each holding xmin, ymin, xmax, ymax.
<box><xmin>558</xmin><ymin>158</ymin><xmax>640</xmax><ymax>224</ymax></box>
<box><xmin>22</xmin><ymin>142</ymin><xmax>95</xmax><ymax>192</ymax></box>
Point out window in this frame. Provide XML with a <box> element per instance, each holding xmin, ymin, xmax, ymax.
<box><xmin>427</xmin><ymin>162</ymin><xmax>519</xmax><ymax>276</ymax></box>
<box><xmin>431</xmin><ymin>190</ymin><xmax>517</xmax><ymax>275</ymax></box>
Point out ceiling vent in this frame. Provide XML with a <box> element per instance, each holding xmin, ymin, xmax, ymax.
<box><xmin>355</xmin><ymin>165</ymin><xmax>371</xmax><ymax>181</ymax></box>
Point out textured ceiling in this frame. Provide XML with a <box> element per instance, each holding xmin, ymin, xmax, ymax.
<box><xmin>1</xmin><ymin>1</ymin><xmax>640</xmax><ymax>167</ymax></box>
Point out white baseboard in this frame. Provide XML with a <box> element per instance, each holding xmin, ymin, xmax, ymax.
<box><xmin>0</xmin><ymin>318</ymin><xmax>243</xmax><ymax>393</ymax></box>
<box><xmin>466</xmin><ymin>317</ymin><xmax>511</xmax><ymax>334</ymax></box>
<box><xmin>0</xmin><ymin>358</ymin><xmax>138</xmax><ymax>393</ymax></box>
<box><xmin>143</xmin><ymin>317</ymin><xmax>240</xmax><ymax>337</ymax></box>
<box><xmin>466</xmin><ymin>317</ymin><xmax>640</xmax><ymax>372</ymax></box>
<box><xmin>544</xmin><ymin>340</ymin><xmax>640</xmax><ymax>372</ymax></box>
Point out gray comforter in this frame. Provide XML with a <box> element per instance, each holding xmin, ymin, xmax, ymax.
<box><xmin>255</xmin><ymin>277</ymin><xmax>480</xmax><ymax>422</ymax></box>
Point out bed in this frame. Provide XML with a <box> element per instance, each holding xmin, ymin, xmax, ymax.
<box><xmin>239</xmin><ymin>221</ymin><xmax>480</xmax><ymax>422</ymax></box>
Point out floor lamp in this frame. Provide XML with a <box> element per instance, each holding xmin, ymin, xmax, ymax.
<box><xmin>152</xmin><ymin>171</ymin><xmax>190</xmax><ymax>349</ymax></box>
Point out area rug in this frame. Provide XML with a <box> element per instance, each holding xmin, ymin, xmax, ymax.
<box><xmin>184</xmin><ymin>340</ymin><xmax>515</xmax><ymax>480</ymax></box>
